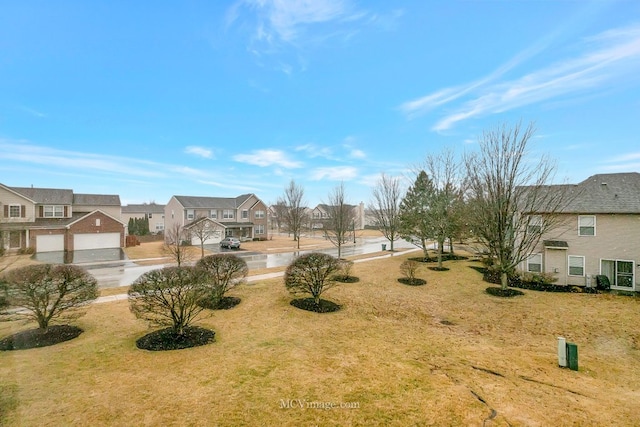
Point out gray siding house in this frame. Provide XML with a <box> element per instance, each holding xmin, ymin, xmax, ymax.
<box><xmin>523</xmin><ymin>173</ymin><xmax>640</xmax><ymax>291</ymax></box>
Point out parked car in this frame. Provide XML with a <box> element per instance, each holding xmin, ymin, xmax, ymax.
<box><xmin>220</xmin><ymin>237</ymin><xmax>241</xmax><ymax>249</ymax></box>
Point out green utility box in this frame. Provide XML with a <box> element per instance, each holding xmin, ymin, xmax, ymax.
<box><xmin>566</xmin><ymin>342</ymin><xmax>579</xmax><ymax>371</ymax></box>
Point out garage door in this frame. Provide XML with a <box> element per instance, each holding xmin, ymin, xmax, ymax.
<box><xmin>36</xmin><ymin>234</ymin><xmax>64</xmax><ymax>252</ymax></box>
<box><xmin>74</xmin><ymin>233</ymin><xmax>121</xmax><ymax>250</ymax></box>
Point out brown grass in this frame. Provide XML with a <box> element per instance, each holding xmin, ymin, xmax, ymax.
<box><xmin>2</xmin><ymin>254</ymin><xmax>640</xmax><ymax>426</ymax></box>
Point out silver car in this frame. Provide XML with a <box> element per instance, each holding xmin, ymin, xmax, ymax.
<box><xmin>220</xmin><ymin>237</ymin><xmax>241</xmax><ymax>249</ymax></box>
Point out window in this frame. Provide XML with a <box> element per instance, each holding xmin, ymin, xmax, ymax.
<box><xmin>255</xmin><ymin>224</ymin><xmax>265</xmax><ymax>235</ymax></box>
<box><xmin>255</xmin><ymin>210</ymin><xmax>265</xmax><ymax>219</ymax></box>
<box><xmin>148</xmin><ymin>213</ymin><xmax>152</xmax><ymax>218</ymax></box>
<box><xmin>568</xmin><ymin>256</ymin><xmax>585</xmax><ymax>276</ymax></box>
<box><xmin>44</xmin><ymin>205</ymin><xmax>64</xmax><ymax>218</ymax></box>
<box><xmin>242</xmin><ymin>210</ymin><xmax>248</xmax><ymax>219</ymax></box>
<box><xmin>210</xmin><ymin>210</ymin><xmax>217</xmax><ymax>219</ymax></box>
<box><xmin>527</xmin><ymin>254</ymin><xmax>542</xmax><ymax>273</ymax></box>
<box><xmin>95</xmin><ymin>218</ymin><xmax>101</xmax><ymax>226</ymax></box>
<box><xmin>601</xmin><ymin>259</ymin><xmax>634</xmax><ymax>288</ymax></box>
<box><xmin>223</xmin><ymin>210</ymin><xmax>234</xmax><ymax>219</ymax></box>
<box><xmin>9</xmin><ymin>205</ymin><xmax>21</xmax><ymax>218</ymax></box>
<box><xmin>578</xmin><ymin>215</ymin><xmax>595</xmax><ymax>236</ymax></box>
<box><xmin>186</xmin><ymin>209</ymin><xmax>195</xmax><ymax>220</ymax></box>
<box><xmin>155</xmin><ymin>224</ymin><xmax>164</xmax><ymax>231</ymax></box>
<box><xmin>527</xmin><ymin>215</ymin><xmax>542</xmax><ymax>234</ymax></box>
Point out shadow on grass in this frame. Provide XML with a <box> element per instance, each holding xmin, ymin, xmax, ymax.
<box><xmin>290</xmin><ymin>298</ymin><xmax>341</xmax><ymax>313</ymax></box>
<box><xmin>0</xmin><ymin>325</ymin><xmax>83</xmax><ymax>351</ymax></box>
<box><xmin>199</xmin><ymin>296</ymin><xmax>242</xmax><ymax>310</ymax></box>
<box><xmin>332</xmin><ymin>275</ymin><xmax>360</xmax><ymax>283</ymax></box>
<box><xmin>397</xmin><ymin>278</ymin><xmax>427</xmax><ymax>286</ymax></box>
<box><xmin>136</xmin><ymin>326</ymin><xmax>215</xmax><ymax>351</ymax></box>
<box><xmin>485</xmin><ymin>287</ymin><xmax>524</xmax><ymax>298</ymax></box>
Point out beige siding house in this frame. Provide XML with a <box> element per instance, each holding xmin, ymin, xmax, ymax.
<box><xmin>523</xmin><ymin>173</ymin><xmax>640</xmax><ymax>291</ymax></box>
<box><xmin>164</xmin><ymin>193</ymin><xmax>268</xmax><ymax>245</ymax></box>
<box><xmin>122</xmin><ymin>203</ymin><xmax>166</xmax><ymax>234</ymax></box>
<box><xmin>311</xmin><ymin>202</ymin><xmax>366</xmax><ymax>230</ymax></box>
<box><xmin>0</xmin><ymin>184</ymin><xmax>124</xmax><ymax>254</ymax></box>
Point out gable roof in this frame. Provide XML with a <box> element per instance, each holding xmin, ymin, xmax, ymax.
<box><xmin>559</xmin><ymin>173</ymin><xmax>640</xmax><ymax>214</ymax></box>
<box><xmin>9</xmin><ymin>186</ymin><xmax>74</xmax><ymax>204</ymax></box>
<box><xmin>122</xmin><ymin>203</ymin><xmax>166</xmax><ymax>214</ymax></box>
<box><xmin>74</xmin><ymin>193</ymin><xmax>121</xmax><ymax>206</ymax></box>
<box><xmin>173</xmin><ymin>193</ymin><xmax>257</xmax><ymax>209</ymax></box>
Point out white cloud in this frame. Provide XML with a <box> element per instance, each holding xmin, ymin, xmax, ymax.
<box><xmin>310</xmin><ymin>166</ymin><xmax>358</xmax><ymax>181</ymax></box>
<box><xmin>400</xmin><ymin>24</ymin><xmax>640</xmax><ymax>132</ymax></box>
<box><xmin>295</xmin><ymin>143</ymin><xmax>334</xmax><ymax>159</ymax></box>
<box><xmin>233</xmin><ymin>149</ymin><xmax>303</xmax><ymax>168</ymax></box>
<box><xmin>185</xmin><ymin>145</ymin><xmax>214</xmax><ymax>159</ymax></box>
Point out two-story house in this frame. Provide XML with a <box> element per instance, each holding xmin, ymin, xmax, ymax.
<box><xmin>164</xmin><ymin>194</ymin><xmax>268</xmax><ymax>245</ymax></box>
<box><xmin>310</xmin><ymin>202</ymin><xmax>366</xmax><ymax>230</ymax></box>
<box><xmin>122</xmin><ymin>203</ymin><xmax>166</xmax><ymax>234</ymax></box>
<box><xmin>522</xmin><ymin>173</ymin><xmax>640</xmax><ymax>291</ymax></box>
<box><xmin>0</xmin><ymin>184</ymin><xmax>125</xmax><ymax>254</ymax></box>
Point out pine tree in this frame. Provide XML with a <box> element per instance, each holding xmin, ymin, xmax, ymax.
<box><xmin>398</xmin><ymin>171</ymin><xmax>436</xmax><ymax>260</ymax></box>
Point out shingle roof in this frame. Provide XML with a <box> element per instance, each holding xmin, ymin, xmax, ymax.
<box><xmin>9</xmin><ymin>187</ymin><xmax>74</xmax><ymax>204</ymax></box>
<box><xmin>74</xmin><ymin>193</ymin><xmax>121</xmax><ymax>206</ymax></box>
<box><xmin>559</xmin><ymin>173</ymin><xmax>640</xmax><ymax>213</ymax></box>
<box><xmin>122</xmin><ymin>203</ymin><xmax>165</xmax><ymax>214</ymax></box>
<box><xmin>174</xmin><ymin>194</ymin><xmax>254</xmax><ymax>209</ymax></box>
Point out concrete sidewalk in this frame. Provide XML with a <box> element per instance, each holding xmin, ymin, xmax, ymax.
<box><xmin>94</xmin><ymin>248</ymin><xmax>419</xmax><ymax>305</ymax></box>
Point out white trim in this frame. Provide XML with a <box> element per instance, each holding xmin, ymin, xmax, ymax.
<box><xmin>527</xmin><ymin>253</ymin><xmax>542</xmax><ymax>273</ymax></box>
<box><xmin>600</xmin><ymin>258</ymin><xmax>635</xmax><ymax>290</ymax></box>
<box><xmin>568</xmin><ymin>255</ymin><xmax>585</xmax><ymax>277</ymax></box>
<box><xmin>578</xmin><ymin>215</ymin><xmax>596</xmax><ymax>236</ymax></box>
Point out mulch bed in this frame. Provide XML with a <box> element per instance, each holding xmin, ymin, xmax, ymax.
<box><xmin>485</xmin><ymin>287</ymin><xmax>525</xmax><ymax>298</ymax></box>
<box><xmin>0</xmin><ymin>325</ymin><xmax>83</xmax><ymax>351</ymax></box>
<box><xmin>290</xmin><ymin>298</ymin><xmax>341</xmax><ymax>313</ymax></box>
<box><xmin>199</xmin><ymin>296</ymin><xmax>242</xmax><ymax>310</ymax></box>
<box><xmin>397</xmin><ymin>278</ymin><xmax>427</xmax><ymax>286</ymax></box>
<box><xmin>136</xmin><ymin>326</ymin><xmax>215</xmax><ymax>351</ymax></box>
<box><xmin>333</xmin><ymin>275</ymin><xmax>360</xmax><ymax>283</ymax></box>
<box><xmin>428</xmin><ymin>267</ymin><xmax>450</xmax><ymax>272</ymax></box>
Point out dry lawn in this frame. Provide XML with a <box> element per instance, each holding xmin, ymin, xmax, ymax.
<box><xmin>2</xmin><ymin>254</ymin><xmax>640</xmax><ymax>426</ymax></box>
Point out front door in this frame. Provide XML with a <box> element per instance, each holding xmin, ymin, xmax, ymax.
<box><xmin>545</xmin><ymin>249</ymin><xmax>567</xmax><ymax>285</ymax></box>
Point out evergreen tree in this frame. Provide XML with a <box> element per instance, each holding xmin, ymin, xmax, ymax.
<box><xmin>398</xmin><ymin>171</ymin><xmax>436</xmax><ymax>259</ymax></box>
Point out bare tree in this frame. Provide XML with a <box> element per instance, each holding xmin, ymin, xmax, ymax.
<box><xmin>278</xmin><ymin>180</ymin><xmax>307</xmax><ymax>249</ymax></box>
<box><xmin>188</xmin><ymin>216</ymin><xmax>222</xmax><ymax>259</ymax></box>
<box><xmin>128</xmin><ymin>266</ymin><xmax>209</xmax><ymax>336</ymax></box>
<box><xmin>324</xmin><ymin>182</ymin><xmax>357</xmax><ymax>259</ymax></box>
<box><xmin>369</xmin><ymin>173</ymin><xmax>403</xmax><ymax>251</ymax></box>
<box><xmin>269</xmin><ymin>201</ymin><xmax>288</xmax><ymax>232</ymax></box>
<box><xmin>1</xmin><ymin>264</ymin><xmax>98</xmax><ymax>330</ymax></box>
<box><xmin>284</xmin><ymin>252</ymin><xmax>341</xmax><ymax>307</ymax></box>
<box><xmin>163</xmin><ymin>222</ymin><xmax>194</xmax><ymax>266</ymax></box>
<box><xmin>464</xmin><ymin>121</ymin><xmax>568</xmax><ymax>290</ymax></box>
<box><xmin>196</xmin><ymin>254</ymin><xmax>248</xmax><ymax>307</ymax></box>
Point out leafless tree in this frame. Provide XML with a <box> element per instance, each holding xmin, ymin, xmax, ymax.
<box><xmin>369</xmin><ymin>173</ymin><xmax>403</xmax><ymax>251</ymax></box>
<box><xmin>1</xmin><ymin>264</ymin><xmax>98</xmax><ymax>330</ymax></box>
<box><xmin>284</xmin><ymin>252</ymin><xmax>341</xmax><ymax>307</ymax></box>
<box><xmin>269</xmin><ymin>201</ymin><xmax>288</xmax><ymax>232</ymax></box>
<box><xmin>464</xmin><ymin>121</ymin><xmax>568</xmax><ymax>290</ymax></box>
<box><xmin>324</xmin><ymin>182</ymin><xmax>357</xmax><ymax>259</ymax></box>
<box><xmin>188</xmin><ymin>216</ymin><xmax>222</xmax><ymax>259</ymax></box>
<box><xmin>278</xmin><ymin>180</ymin><xmax>308</xmax><ymax>249</ymax></box>
<box><xmin>196</xmin><ymin>254</ymin><xmax>248</xmax><ymax>306</ymax></box>
<box><xmin>163</xmin><ymin>222</ymin><xmax>194</xmax><ymax>266</ymax></box>
<box><xmin>128</xmin><ymin>266</ymin><xmax>209</xmax><ymax>336</ymax></box>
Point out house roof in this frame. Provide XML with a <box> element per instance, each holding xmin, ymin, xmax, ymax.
<box><xmin>173</xmin><ymin>194</ymin><xmax>256</xmax><ymax>209</ymax></box>
<box><xmin>122</xmin><ymin>203</ymin><xmax>166</xmax><ymax>214</ymax></box>
<box><xmin>9</xmin><ymin>186</ymin><xmax>74</xmax><ymax>204</ymax></box>
<box><xmin>74</xmin><ymin>193</ymin><xmax>121</xmax><ymax>206</ymax></box>
<box><xmin>559</xmin><ymin>173</ymin><xmax>640</xmax><ymax>214</ymax></box>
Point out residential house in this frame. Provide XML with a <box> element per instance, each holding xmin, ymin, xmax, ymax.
<box><xmin>310</xmin><ymin>202</ymin><xmax>366</xmax><ymax>230</ymax></box>
<box><xmin>522</xmin><ymin>173</ymin><xmax>640</xmax><ymax>291</ymax></box>
<box><xmin>122</xmin><ymin>203</ymin><xmax>166</xmax><ymax>234</ymax></box>
<box><xmin>164</xmin><ymin>194</ymin><xmax>268</xmax><ymax>245</ymax></box>
<box><xmin>0</xmin><ymin>184</ymin><xmax>125</xmax><ymax>254</ymax></box>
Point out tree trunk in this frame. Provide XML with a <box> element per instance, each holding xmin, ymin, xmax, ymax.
<box><xmin>501</xmin><ymin>271</ymin><xmax>509</xmax><ymax>291</ymax></box>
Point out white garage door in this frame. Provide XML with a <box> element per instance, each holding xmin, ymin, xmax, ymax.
<box><xmin>36</xmin><ymin>235</ymin><xmax>64</xmax><ymax>252</ymax></box>
<box><xmin>74</xmin><ymin>233</ymin><xmax>121</xmax><ymax>250</ymax></box>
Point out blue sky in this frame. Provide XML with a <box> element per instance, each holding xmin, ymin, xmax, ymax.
<box><xmin>1</xmin><ymin>0</ymin><xmax>639</xmax><ymax>207</ymax></box>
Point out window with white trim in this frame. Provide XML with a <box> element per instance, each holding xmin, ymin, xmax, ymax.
<box><xmin>242</xmin><ymin>210</ymin><xmax>248</xmax><ymax>219</ymax></box>
<box><xmin>255</xmin><ymin>210</ymin><xmax>265</xmax><ymax>219</ymax></box>
<box><xmin>578</xmin><ymin>215</ymin><xmax>595</xmax><ymax>236</ymax></box>
<box><xmin>527</xmin><ymin>254</ymin><xmax>542</xmax><ymax>273</ymax></box>
<box><xmin>210</xmin><ymin>210</ymin><xmax>217</xmax><ymax>219</ymax></box>
<box><xmin>186</xmin><ymin>209</ymin><xmax>195</xmax><ymax>220</ymax></box>
<box><xmin>95</xmin><ymin>218</ymin><xmax>101</xmax><ymax>226</ymax></box>
<box><xmin>9</xmin><ymin>205</ymin><xmax>21</xmax><ymax>218</ymax></box>
<box><xmin>223</xmin><ymin>210</ymin><xmax>234</xmax><ymax>219</ymax></box>
<box><xmin>568</xmin><ymin>255</ymin><xmax>585</xmax><ymax>276</ymax></box>
<box><xmin>255</xmin><ymin>224</ymin><xmax>265</xmax><ymax>235</ymax></box>
<box><xmin>527</xmin><ymin>215</ymin><xmax>542</xmax><ymax>234</ymax></box>
<box><xmin>44</xmin><ymin>205</ymin><xmax>64</xmax><ymax>218</ymax></box>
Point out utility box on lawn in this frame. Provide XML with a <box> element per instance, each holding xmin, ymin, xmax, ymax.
<box><xmin>557</xmin><ymin>337</ymin><xmax>578</xmax><ymax>371</ymax></box>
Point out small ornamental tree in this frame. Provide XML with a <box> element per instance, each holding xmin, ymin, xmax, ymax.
<box><xmin>398</xmin><ymin>260</ymin><xmax>426</xmax><ymax>286</ymax></box>
<box><xmin>0</xmin><ymin>264</ymin><xmax>98</xmax><ymax>330</ymax></box>
<box><xmin>128</xmin><ymin>266</ymin><xmax>209</xmax><ymax>336</ymax></box>
<box><xmin>196</xmin><ymin>254</ymin><xmax>248</xmax><ymax>308</ymax></box>
<box><xmin>284</xmin><ymin>252</ymin><xmax>341</xmax><ymax>308</ymax></box>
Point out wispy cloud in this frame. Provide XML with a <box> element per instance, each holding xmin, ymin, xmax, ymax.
<box><xmin>185</xmin><ymin>145</ymin><xmax>214</xmax><ymax>159</ymax></box>
<box><xmin>401</xmin><ymin>24</ymin><xmax>640</xmax><ymax>132</ymax></box>
<box><xmin>19</xmin><ymin>106</ymin><xmax>47</xmax><ymax>118</ymax></box>
<box><xmin>233</xmin><ymin>149</ymin><xmax>303</xmax><ymax>168</ymax></box>
<box><xmin>310</xmin><ymin>166</ymin><xmax>358</xmax><ymax>181</ymax></box>
<box><xmin>599</xmin><ymin>151</ymin><xmax>640</xmax><ymax>172</ymax></box>
<box><xmin>295</xmin><ymin>143</ymin><xmax>334</xmax><ymax>159</ymax></box>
